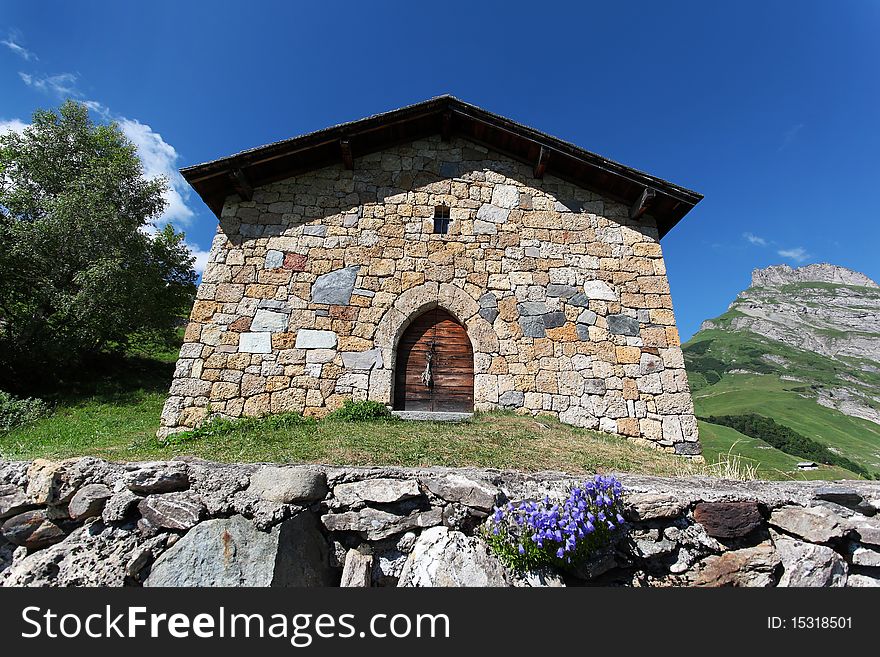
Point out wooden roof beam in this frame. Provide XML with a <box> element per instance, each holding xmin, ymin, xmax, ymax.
<box><xmin>340</xmin><ymin>139</ymin><xmax>354</xmax><ymax>170</ymax></box>
<box><xmin>230</xmin><ymin>168</ymin><xmax>253</xmax><ymax>201</ymax></box>
<box><xmin>534</xmin><ymin>145</ymin><xmax>550</xmax><ymax>179</ymax></box>
<box><xmin>629</xmin><ymin>187</ymin><xmax>656</xmax><ymax>220</ymax></box>
<box><xmin>441</xmin><ymin>110</ymin><xmax>453</xmax><ymax>142</ymax></box>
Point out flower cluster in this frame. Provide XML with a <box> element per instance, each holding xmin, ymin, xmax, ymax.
<box><xmin>484</xmin><ymin>475</ymin><xmax>626</xmax><ymax>570</ymax></box>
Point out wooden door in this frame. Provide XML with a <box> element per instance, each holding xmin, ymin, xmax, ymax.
<box><xmin>394</xmin><ymin>308</ymin><xmax>474</xmax><ymax>412</ymax></box>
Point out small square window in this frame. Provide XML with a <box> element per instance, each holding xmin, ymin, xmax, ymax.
<box><xmin>433</xmin><ymin>206</ymin><xmax>451</xmax><ymax>234</ymax></box>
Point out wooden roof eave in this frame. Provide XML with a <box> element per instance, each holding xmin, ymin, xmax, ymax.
<box><xmin>181</xmin><ymin>96</ymin><xmax>702</xmax><ymax>238</ymax></box>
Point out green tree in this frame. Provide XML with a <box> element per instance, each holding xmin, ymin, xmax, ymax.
<box><xmin>0</xmin><ymin>100</ymin><xmax>196</xmax><ymax>387</ymax></box>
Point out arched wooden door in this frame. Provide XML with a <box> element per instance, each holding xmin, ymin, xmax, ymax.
<box><xmin>393</xmin><ymin>308</ymin><xmax>474</xmax><ymax>412</ymax></box>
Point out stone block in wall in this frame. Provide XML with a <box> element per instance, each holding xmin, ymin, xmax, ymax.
<box><xmin>251</xmin><ymin>309</ymin><xmax>289</xmax><ymax>332</ymax></box>
<box><xmin>295</xmin><ymin>330</ymin><xmax>338</xmax><ymax>350</ymax></box>
<box><xmin>583</xmin><ymin>280</ymin><xmax>618</xmax><ymax>301</ymax></box>
<box><xmin>341</xmin><ymin>349</ymin><xmax>383</xmax><ymax>370</ymax></box>
<box><xmin>145</xmin><ymin>513</ymin><xmax>333</xmax><ymax>587</ymax></box>
<box><xmin>239</xmin><ymin>332</ymin><xmax>272</xmax><ymax>353</ymax></box>
<box><xmin>311</xmin><ymin>266</ymin><xmax>359</xmax><ymax>305</ymax></box>
<box><xmin>519</xmin><ymin>316</ymin><xmax>546</xmax><ymax>338</ymax></box>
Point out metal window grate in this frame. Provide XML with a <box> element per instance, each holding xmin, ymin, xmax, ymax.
<box><xmin>433</xmin><ymin>205</ymin><xmax>451</xmax><ymax>234</ymax></box>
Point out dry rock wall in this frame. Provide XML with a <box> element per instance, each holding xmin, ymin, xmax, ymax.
<box><xmin>2</xmin><ymin>458</ymin><xmax>879</xmax><ymax>587</ymax></box>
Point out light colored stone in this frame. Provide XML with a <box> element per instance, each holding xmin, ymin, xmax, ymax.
<box><xmin>340</xmin><ymin>549</ymin><xmax>373</xmax><ymax>587</ymax></box>
<box><xmin>251</xmin><ymin>309</ymin><xmax>288</xmax><ymax>332</ymax></box>
<box><xmin>239</xmin><ymin>332</ymin><xmax>272</xmax><ymax>353</ymax></box>
<box><xmin>334</xmin><ymin>478</ymin><xmax>421</xmax><ymax>506</ymax></box>
<box><xmin>422</xmin><ymin>475</ymin><xmax>498</xmax><ymax>511</ymax></box>
<box><xmin>123</xmin><ymin>463</ymin><xmax>189</xmax><ymax>494</ymax></box>
<box><xmin>67</xmin><ymin>484</ymin><xmax>112</xmax><ymax>521</ymax></box>
<box><xmin>321</xmin><ymin>507</ymin><xmax>442</xmax><ymax>541</ymax></box>
<box><xmin>341</xmin><ymin>349</ymin><xmax>383</xmax><ymax>370</ymax></box>
<box><xmin>295</xmin><ymin>330</ymin><xmax>338</xmax><ymax>349</ymax></box>
<box><xmin>769</xmin><ymin>505</ymin><xmax>847</xmax><ymax>543</ymax></box>
<box><xmin>311</xmin><ymin>266</ymin><xmax>359</xmax><ymax>305</ymax></box>
<box><xmin>264</xmin><ymin>250</ymin><xmax>284</xmax><ymax>269</ymax></box>
<box><xmin>583</xmin><ymin>280</ymin><xmax>618</xmax><ymax>301</ymax></box>
<box><xmin>398</xmin><ymin>526</ymin><xmax>509</xmax><ymax>587</ymax></box>
<box><xmin>490</xmin><ymin>184</ymin><xmax>520</xmax><ymax>209</ymax></box>
<box><xmin>774</xmin><ymin>534</ymin><xmax>848</xmax><ymax>587</ymax></box>
<box><xmin>474</xmin><ymin>219</ymin><xmax>497</xmax><ymax>235</ymax></box>
<box><xmin>476</xmin><ymin>203</ymin><xmax>510</xmax><ymax>223</ymax></box>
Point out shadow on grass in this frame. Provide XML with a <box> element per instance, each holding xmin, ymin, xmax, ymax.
<box><xmin>35</xmin><ymin>352</ymin><xmax>174</xmax><ymax>407</ymax></box>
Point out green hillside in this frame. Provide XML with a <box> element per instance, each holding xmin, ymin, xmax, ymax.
<box><xmin>685</xmin><ymin>325</ymin><xmax>880</xmax><ymax>480</ymax></box>
<box><xmin>697</xmin><ymin>421</ymin><xmax>859</xmax><ymax>480</ymax></box>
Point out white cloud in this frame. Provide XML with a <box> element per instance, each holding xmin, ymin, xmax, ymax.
<box><xmin>778</xmin><ymin>247</ymin><xmax>810</xmax><ymax>263</ymax></box>
<box><xmin>19</xmin><ymin>71</ymin><xmax>80</xmax><ymax>97</ymax></box>
<box><xmin>0</xmin><ymin>118</ymin><xmax>27</xmax><ymax>136</ymax></box>
<box><xmin>743</xmin><ymin>232</ymin><xmax>767</xmax><ymax>247</ymax></box>
<box><xmin>116</xmin><ymin>117</ymin><xmax>194</xmax><ymax>226</ymax></box>
<box><xmin>186</xmin><ymin>243</ymin><xmax>211</xmax><ymax>276</ymax></box>
<box><xmin>1</xmin><ymin>34</ymin><xmax>37</xmax><ymax>61</ymax></box>
<box><xmin>12</xmin><ymin>40</ymin><xmax>207</xmax><ymax>269</ymax></box>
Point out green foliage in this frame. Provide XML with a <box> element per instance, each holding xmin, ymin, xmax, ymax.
<box><xmin>682</xmin><ymin>338</ymin><xmax>714</xmax><ymax>355</ymax></box>
<box><xmin>325</xmin><ymin>399</ymin><xmax>397</xmax><ymax>422</ymax></box>
<box><xmin>0</xmin><ymin>390</ymin><xmax>50</xmax><ymax>432</ymax></box>
<box><xmin>701</xmin><ymin>413</ymin><xmax>871</xmax><ymax>479</ymax></box>
<box><xmin>167</xmin><ymin>412</ymin><xmax>316</xmax><ymax>444</ymax></box>
<box><xmin>483</xmin><ymin>476</ymin><xmax>626</xmax><ymax>573</ymax></box>
<box><xmin>0</xmin><ymin>100</ymin><xmax>196</xmax><ymax>388</ymax></box>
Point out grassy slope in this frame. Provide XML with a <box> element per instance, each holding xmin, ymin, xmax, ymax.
<box><xmin>685</xmin><ymin>312</ymin><xmax>880</xmax><ymax>479</ymax></box>
<box><xmin>693</xmin><ymin>374</ymin><xmax>880</xmax><ymax>475</ymax></box>
<box><xmin>1</xmin><ymin>349</ymin><xmax>701</xmax><ymax>476</ymax></box>
<box><xmin>697</xmin><ymin>420</ymin><xmax>857</xmax><ymax>481</ymax></box>
<box><xmin>2</xmin><ymin>404</ymin><xmax>702</xmax><ymax>477</ymax></box>
<box><xmin>1</xmin><ymin>351</ymin><xmax>176</xmax><ymax>461</ymax></box>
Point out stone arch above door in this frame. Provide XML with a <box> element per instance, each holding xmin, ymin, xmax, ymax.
<box><xmin>368</xmin><ymin>282</ymin><xmax>498</xmax><ymax>406</ymax></box>
<box><xmin>393</xmin><ymin>307</ymin><xmax>474</xmax><ymax>412</ymax></box>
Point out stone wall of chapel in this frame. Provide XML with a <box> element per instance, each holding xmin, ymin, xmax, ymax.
<box><xmin>159</xmin><ymin>136</ymin><xmax>699</xmax><ymax>455</ymax></box>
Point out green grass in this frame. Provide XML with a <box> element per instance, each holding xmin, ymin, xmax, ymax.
<box><xmin>698</xmin><ymin>420</ymin><xmax>859</xmax><ymax>480</ymax></box>
<box><xmin>2</xmin><ymin>396</ymin><xmax>704</xmax><ymax>477</ymax></box>
<box><xmin>0</xmin><ymin>350</ymin><xmax>176</xmax><ymax>462</ymax></box>
<box><xmin>0</xmin><ymin>345</ymin><xmax>705</xmax><ymax>476</ymax></box>
<box><xmin>693</xmin><ymin>374</ymin><xmax>880</xmax><ymax>477</ymax></box>
<box><xmin>683</xmin><ymin>312</ymin><xmax>880</xmax><ymax>480</ymax></box>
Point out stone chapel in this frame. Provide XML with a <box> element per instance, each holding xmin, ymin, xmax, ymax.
<box><xmin>159</xmin><ymin>96</ymin><xmax>703</xmax><ymax>455</ymax></box>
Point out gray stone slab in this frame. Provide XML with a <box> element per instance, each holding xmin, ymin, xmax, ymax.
<box><xmin>341</xmin><ymin>349</ymin><xmax>383</xmax><ymax>370</ymax></box>
<box><xmin>311</xmin><ymin>266</ymin><xmax>359</xmax><ymax>305</ymax></box>
<box><xmin>251</xmin><ymin>309</ymin><xmax>288</xmax><ymax>333</ymax></box>
<box><xmin>519</xmin><ymin>315</ymin><xmax>546</xmax><ymax>338</ymax></box>
<box><xmin>264</xmin><ymin>250</ymin><xmax>284</xmax><ymax>269</ymax></box>
<box><xmin>392</xmin><ymin>411</ymin><xmax>472</xmax><ymax>422</ymax></box>
<box><xmin>607</xmin><ymin>314</ymin><xmax>641</xmax><ymax>336</ymax></box>
<box><xmin>547</xmin><ymin>284</ymin><xmax>578</xmax><ymax>298</ymax></box>
<box><xmin>476</xmin><ymin>204</ymin><xmax>510</xmax><ymax>224</ymax></box>
<box><xmin>517</xmin><ymin>301</ymin><xmax>547</xmax><ymax>316</ymax></box>
<box><xmin>303</xmin><ymin>225</ymin><xmax>327</xmax><ymax>237</ymax></box>
<box><xmin>498</xmin><ymin>390</ymin><xmax>524</xmax><ymax>408</ymax></box>
<box><xmin>583</xmin><ymin>280</ymin><xmax>618</xmax><ymax>301</ymax></box>
<box><xmin>542</xmin><ymin>312</ymin><xmax>567</xmax><ymax>328</ymax></box>
<box><xmin>577</xmin><ymin>309</ymin><xmax>598</xmax><ymax>325</ymax></box>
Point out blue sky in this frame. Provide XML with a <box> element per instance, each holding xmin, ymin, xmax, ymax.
<box><xmin>2</xmin><ymin>1</ymin><xmax>878</xmax><ymax>340</ymax></box>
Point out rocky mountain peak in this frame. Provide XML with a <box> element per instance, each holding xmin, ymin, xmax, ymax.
<box><xmin>750</xmin><ymin>263</ymin><xmax>878</xmax><ymax>289</ymax></box>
